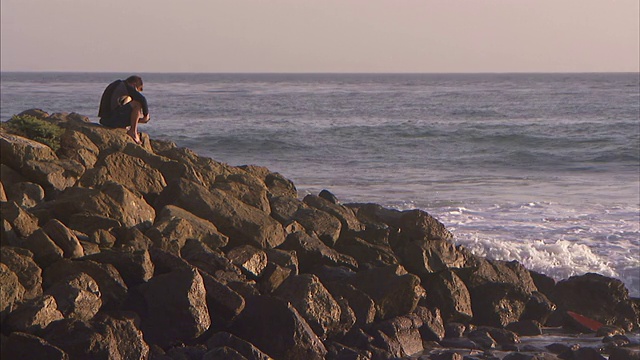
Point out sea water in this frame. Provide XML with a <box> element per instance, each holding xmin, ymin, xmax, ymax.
<box><xmin>1</xmin><ymin>72</ymin><xmax>639</xmax><ymax>297</ymax></box>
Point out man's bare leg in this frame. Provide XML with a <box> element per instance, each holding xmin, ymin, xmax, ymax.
<box><xmin>127</xmin><ymin>101</ymin><xmax>142</xmax><ymax>144</ymax></box>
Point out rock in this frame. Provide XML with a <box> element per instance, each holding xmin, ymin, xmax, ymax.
<box><xmin>0</xmin><ymin>247</ymin><xmax>42</xmax><ymax>301</ymax></box>
<box><xmin>265</xmin><ymin>248</ymin><xmax>299</xmax><ymax>275</ymax></box>
<box><xmin>554</xmin><ymin>273</ymin><xmax>638</xmax><ymax>330</ymax></box>
<box><xmin>206</xmin><ymin>331</ymin><xmax>272</xmax><ymax>360</ymax></box>
<box><xmin>213</xmin><ymin>173</ymin><xmax>271</xmax><ymax>213</ymax></box>
<box><xmin>141</xmin><ymin>267</ymin><xmax>211</xmax><ymax>347</ymax></box>
<box><xmin>146</xmin><ymin>205</ymin><xmax>229</xmax><ymax>253</ymax></box>
<box><xmin>521</xmin><ymin>291</ymin><xmax>556</xmax><ymax>325</ymax></box>
<box><xmin>23</xmin><ymin>229</ymin><xmax>65</xmax><ymax>267</ymax></box>
<box><xmin>470</xmin><ymin>282</ymin><xmax>530</xmax><ymax>328</ymax></box>
<box><xmin>396</xmin><ymin>239</ymin><xmax>466</xmax><ymax>275</ymax></box>
<box><xmin>1</xmin><ymin>332</ymin><xmax>68</xmax><ymax>360</ymax></box>
<box><xmin>458</xmin><ymin>259</ymin><xmax>538</xmax><ymax>295</ymax></box>
<box><xmin>57</xmin><ymin>128</ymin><xmax>99</xmax><ymax>168</ymax></box>
<box><xmin>200</xmin><ymin>272</ymin><xmax>246</xmax><ymax>324</ymax></box>
<box><xmin>396</xmin><ymin>209</ymin><xmax>453</xmax><ymax>242</ymax></box>
<box><xmin>43</xmin><ymin>219</ymin><xmax>84</xmax><ymax>258</ymax></box>
<box><xmin>318</xmin><ymin>189</ymin><xmax>339</xmax><ymax>204</ymax></box>
<box><xmin>80</xmin><ymin>152</ymin><xmax>167</xmax><ymax>203</ymax></box>
<box><xmin>596</xmin><ymin>325</ymin><xmax>625</xmax><ymax>337</ymax></box>
<box><xmin>227</xmin><ymin>245</ymin><xmax>268</xmax><ymax>279</ymax></box>
<box><xmin>0</xmin><ymin>132</ymin><xmax>58</xmax><ymax>171</ymax></box>
<box><xmin>67</xmin><ymin>213</ymin><xmax>122</xmax><ymax>236</ymax></box>
<box><xmin>4</xmin><ymin>294</ymin><xmax>64</xmax><ymax>332</ymax></box>
<box><xmin>424</xmin><ymin>270</ymin><xmax>473</xmax><ymax>323</ymax></box>
<box><xmin>274</xmin><ymin>274</ymin><xmax>343</xmax><ymax>339</ymax></box>
<box><xmin>258</xmin><ymin>262</ymin><xmax>292</xmax><ymax>294</ymax></box>
<box><xmin>609</xmin><ymin>347</ymin><xmax>640</xmax><ymax>360</ymax></box>
<box><xmin>82</xmin><ymin>249</ymin><xmax>154</xmax><ymax>287</ymax></box>
<box><xmin>372</xmin><ymin>314</ymin><xmax>425</xmax><ymax>357</ymax></box>
<box><xmin>444</xmin><ymin>322</ymin><xmax>466</xmax><ymax>338</ymax></box>
<box><xmin>467</xmin><ymin>329</ymin><xmax>497</xmax><ymax>349</ymax></box>
<box><xmin>43</xmin><ymin>259</ymin><xmax>128</xmax><ymax>310</ymax></box>
<box><xmin>180</xmin><ymin>239</ymin><xmax>246</xmax><ymax>283</ymax></box>
<box><xmin>44</xmin><ymin>272</ymin><xmax>102</xmax><ymax>321</ymax></box>
<box><xmin>303</xmin><ymin>194</ymin><xmax>365</xmax><ymax>233</ymax></box>
<box><xmin>4</xmin><ymin>181</ymin><xmax>46</xmax><ymax>208</ymax></box>
<box><xmin>75</xmin><ymin>122</ymin><xmax>153</xmax><ymax>154</ymax></box>
<box><xmin>20</xmin><ymin>159</ymin><xmax>83</xmax><ymax>193</ymax></box>
<box><xmin>569</xmin><ymin>347</ymin><xmax>607</xmax><ymax>360</ymax></box>
<box><xmin>413</xmin><ymin>306</ymin><xmax>446</xmax><ymax>342</ymax></box>
<box><xmin>279</xmin><ymin>231</ymin><xmax>357</xmax><ymax>272</ymax></box>
<box><xmin>350</xmin><ymin>264</ymin><xmax>425</xmax><ymax>321</ymax></box>
<box><xmin>292</xmin><ymin>207</ymin><xmax>342</xmax><ymax>247</ymax></box>
<box><xmin>47</xmin><ymin>183</ymin><xmax>155</xmax><ymax>229</ymax></box>
<box><xmin>203</xmin><ymin>347</ymin><xmax>247</xmax><ymax>360</ymax></box>
<box><xmin>502</xmin><ymin>352</ymin><xmax>560</xmax><ymax>360</ymax></box>
<box><xmin>334</xmin><ymin>235</ymin><xmax>399</xmax><ymax>267</ymax></box>
<box><xmin>269</xmin><ymin>196</ymin><xmax>307</xmax><ymax>224</ymax></box>
<box><xmin>0</xmin><ymin>263</ymin><xmax>26</xmax><ymax>319</ymax></box>
<box><xmin>1</xmin><ymin>201</ymin><xmax>39</xmax><ymax>238</ymax></box>
<box><xmin>0</xmin><ymin>219</ymin><xmax>20</xmax><ymax>247</ymax></box>
<box><xmin>111</xmin><ymin>226</ymin><xmax>153</xmax><ymax>251</ymax></box>
<box><xmin>323</xmin><ymin>282</ymin><xmax>376</xmax><ymax>326</ymax></box>
<box><xmin>229</xmin><ymin>295</ymin><xmax>327</xmax><ymax>360</ymax></box>
<box><xmin>154</xmin><ymin>178</ymin><xmax>285</xmax><ymax>249</ymax></box>
<box><xmin>507</xmin><ymin>320</ymin><xmax>543</xmax><ymax>336</ymax></box>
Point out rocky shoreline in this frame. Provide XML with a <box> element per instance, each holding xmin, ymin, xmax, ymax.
<box><xmin>1</xmin><ymin>109</ymin><xmax>638</xmax><ymax>360</ymax></box>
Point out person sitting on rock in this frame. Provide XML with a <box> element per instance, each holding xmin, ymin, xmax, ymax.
<box><xmin>98</xmin><ymin>75</ymin><xmax>150</xmax><ymax>144</ymax></box>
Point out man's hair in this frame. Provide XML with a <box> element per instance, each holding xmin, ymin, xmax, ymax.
<box><xmin>125</xmin><ymin>75</ymin><xmax>143</xmax><ymax>87</ymax></box>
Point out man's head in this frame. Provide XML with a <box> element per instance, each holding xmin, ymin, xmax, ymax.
<box><xmin>125</xmin><ymin>75</ymin><xmax>144</xmax><ymax>92</ymax></box>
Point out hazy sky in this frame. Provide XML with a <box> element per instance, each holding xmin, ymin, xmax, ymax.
<box><xmin>1</xmin><ymin>0</ymin><xmax>638</xmax><ymax>73</ymax></box>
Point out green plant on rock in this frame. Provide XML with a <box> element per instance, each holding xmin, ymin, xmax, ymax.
<box><xmin>1</xmin><ymin>114</ymin><xmax>64</xmax><ymax>151</ymax></box>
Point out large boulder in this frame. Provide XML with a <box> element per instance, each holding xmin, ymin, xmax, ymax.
<box><xmin>0</xmin><ymin>247</ymin><xmax>42</xmax><ymax>301</ymax></box>
<box><xmin>23</xmin><ymin>229</ymin><xmax>65</xmax><ymax>268</ymax></box>
<box><xmin>274</xmin><ymin>274</ymin><xmax>344</xmax><ymax>339</ymax></box>
<box><xmin>303</xmin><ymin>194</ymin><xmax>365</xmax><ymax>234</ymax></box>
<box><xmin>350</xmin><ymin>265</ymin><xmax>425</xmax><ymax>321</ymax></box>
<box><xmin>20</xmin><ymin>158</ymin><xmax>83</xmax><ymax>194</ymax></box>
<box><xmin>334</xmin><ymin>235</ymin><xmax>399</xmax><ymax>267</ymax></box>
<box><xmin>470</xmin><ymin>282</ymin><xmax>531</xmax><ymax>328</ymax></box>
<box><xmin>554</xmin><ymin>273</ymin><xmax>639</xmax><ymax>330</ymax></box>
<box><xmin>200</xmin><ymin>272</ymin><xmax>246</xmax><ymax>324</ymax></box>
<box><xmin>4</xmin><ymin>181</ymin><xmax>46</xmax><ymax>208</ymax></box>
<box><xmin>1</xmin><ymin>201</ymin><xmax>39</xmax><ymax>238</ymax></box>
<box><xmin>240</xmin><ymin>165</ymin><xmax>297</xmax><ymax>199</ymax></box>
<box><xmin>279</xmin><ymin>231</ymin><xmax>358</xmax><ymax>272</ymax></box>
<box><xmin>396</xmin><ymin>239</ymin><xmax>466</xmax><ymax>275</ymax></box>
<box><xmin>371</xmin><ymin>313</ymin><xmax>425</xmax><ymax>357</ymax></box>
<box><xmin>146</xmin><ymin>205</ymin><xmax>229</xmax><ymax>253</ymax></box>
<box><xmin>229</xmin><ymin>295</ymin><xmax>327</xmax><ymax>360</ymax></box>
<box><xmin>206</xmin><ymin>332</ymin><xmax>272</xmax><ymax>360</ymax></box>
<box><xmin>291</xmin><ymin>207</ymin><xmax>342</xmax><ymax>247</ymax></box>
<box><xmin>79</xmin><ymin>152</ymin><xmax>167</xmax><ymax>203</ymax></box>
<box><xmin>42</xmin><ymin>219</ymin><xmax>84</xmax><ymax>259</ymax></box>
<box><xmin>0</xmin><ymin>263</ymin><xmax>26</xmax><ymax>320</ymax></box>
<box><xmin>423</xmin><ymin>270</ymin><xmax>473</xmax><ymax>323</ymax></box>
<box><xmin>154</xmin><ymin>179</ymin><xmax>285</xmax><ymax>249</ymax></box>
<box><xmin>4</xmin><ymin>294</ymin><xmax>64</xmax><ymax>333</ymax></box>
<box><xmin>1</xmin><ymin>332</ymin><xmax>68</xmax><ymax>360</ymax></box>
<box><xmin>82</xmin><ymin>249</ymin><xmax>154</xmax><ymax>287</ymax></box>
<box><xmin>57</xmin><ymin>129</ymin><xmax>99</xmax><ymax>168</ymax></box>
<box><xmin>44</xmin><ymin>272</ymin><xmax>102</xmax><ymax>321</ymax></box>
<box><xmin>212</xmin><ymin>173</ymin><xmax>271</xmax><ymax>213</ymax></box>
<box><xmin>46</xmin><ymin>182</ymin><xmax>155</xmax><ymax>229</ymax></box>
<box><xmin>227</xmin><ymin>245</ymin><xmax>268</xmax><ymax>279</ymax></box>
<box><xmin>141</xmin><ymin>267</ymin><xmax>211</xmax><ymax>347</ymax></box>
<box><xmin>0</xmin><ymin>132</ymin><xmax>58</xmax><ymax>172</ymax></box>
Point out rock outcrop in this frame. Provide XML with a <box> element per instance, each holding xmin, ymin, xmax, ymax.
<box><xmin>0</xmin><ymin>109</ymin><xmax>638</xmax><ymax>360</ymax></box>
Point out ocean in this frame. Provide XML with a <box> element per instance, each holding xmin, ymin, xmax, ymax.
<box><xmin>1</xmin><ymin>72</ymin><xmax>639</xmax><ymax>297</ymax></box>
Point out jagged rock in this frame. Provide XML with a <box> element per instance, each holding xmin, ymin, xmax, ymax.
<box><xmin>203</xmin><ymin>347</ymin><xmax>247</xmax><ymax>360</ymax></box>
<box><xmin>259</xmin><ymin>262</ymin><xmax>292</xmax><ymax>294</ymax></box>
<box><xmin>47</xmin><ymin>182</ymin><xmax>155</xmax><ymax>229</ymax></box>
<box><xmin>458</xmin><ymin>259</ymin><xmax>538</xmax><ymax>295</ymax></box>
<box><xmin>0</xmin><ymin>247</ymin><xmax>42</xmax><ymax>301</ymax></box>
<box><xmin>397</xmin><ymin>239</ymin><xmax>466</xmax><ymax>275</ymax></box>
<box><xmin>21</xmin><ymin>158</ymin><xmax>84</xmax><ymax>193</ymax></box>
<box><xmin>274</xmin><ymin>273</ymin><xmax>344</xmax><ymax>339</ymax></box>
<box><xmin>89</xmin><ymin>229</ymin><xmax>117</xmax><ymax>248</ymax></box>
<box><xmin>303</xmin><ymin>194</ymin><xmax>365</xmax><ymax>233</ymax></box>
<box><xmin>111</xmin><ymin>226</ymin><xmax>153</xmax><ymax>251</ymax></box>
<box><xmin>68</xmin><ymin>213</ymin><xmax>122</xmax><ymax>236</ymax></box>
<box><xmin>1</xmin><ymin>201</ymin><xmax>39</xmax><ymax>238</ymax></box>
<box><xmin>265</xmin><ymin>248</ymin><xmax>299</xmax><ymax>275</ymax></box>
<box><xmin>206</xmin><ymin>331</ymin><xmax>272</xmax><ymax>360</ymax></box>
<box><xmin>444</xmin><ymin>322</ymin><xmax>466</xmax><ymax>338</ymax></box>
<box><xmin>424</xmin><ymin>270</ymin><xmax>473</xmax><ymax>323</ymax></box>
<box><xmin>141</xmin><ymin>267</ymin><xmax>211</xmax><ymax>347</ymax></box>
<box><xmin>350</xmin><ymin>264</ymin><xmax>425</xmax><ymax>321</ymax></box>
<box><xmin>323</xmin><ymin>281</ymin><xmax>376</xmax><ymax>326</ymax></box>
<box><xmin>371</xmin><ymin>314</ymin><xmax>425</xmax><ymax>357</ymax></box>
<box><xmin>146</xmin><ymin>205</ymin><xmax>228</xmax><ymax>253</ymax></box>
<box><xmin>521</xmin><ymin>291</ymin><xmax>556</xmax><ymax>325</ymax></box>
<box><xmin>0</xmin><ymin>219</ymin><xmax>20</xmax><ymax>247</ymax></box>
<box><xmin>4</xmin><ymin>181</ymin><xmax>45</xmax><ymax>208</ymax></box>
<box><xmin>213</xmin><ymin>173</ymin><xmax>271</xmax><ymax>213</ymax></box>
<box><xmin>326</xmin><ymin>341</ymin><xmax>372</xmax><ymax>360</ymax></box>
<box><xmin>43</xmin><ymin>259</ymin><xmax>128</xmax><ymax>310</ymax></box>
<box><xmin>1</xmin><ymin>332</ymin><xmax>68</xmax><ymax>360</ymax></box>
<box><xmin>227</xmin><ymin>245</ymin><xmax>268</xmax><ymax>279</ymax></box>
<box><xmin>58</xmin><ymin>129</ymin><xmax>99</xmax><ymax>168</ymax></box>
<box><xmin>334</xmin><ymin>235</ymin><xmax>399</xmax><ymax>267</ymax></box>
<box><xmin>0</xmin><ymin>263</ymin><xmax>26</xmax><ymax>319</ymax></box>
<box><xmin>180</xmin><ymin>239</ymin><xmax>246</xmax><ymax>283</ymax></box>
<box><xmin>279</xmin><ymin>231</ymin><xmax>357</xmax><ymax>272</ymax></box>
<box><xmin>229</xmin><ymin>295</ymin><xmax>327</xmax><ymax>360</ymax></box>
<box><xmin>200</xmin><ymin>272</ymin><xmax>245</xmax><ymax>324</ymax></box>
<box><xmin>413</xmin><ymin>306</ymin><xmax>446</xmax><ymax>342</ymax></box>
<box><xmin>241</xmin><ymin>165</ymin><xmax>298</xmax><ymax>199</ymax></box>
<box><xmin>470</xmin><ymin>282</ymin><xmax>530</xmax><ymax>328</ymax></box>
<box><xmin>291</xmin><ymin>207</ymin><xmax>342</xmax><ymax>246</ymax></box>
<box><xmin>4</xmin><ymin>294</ymin><xmax>64</xmax><ymax>332</ymax></box>
<box><xmin>42</xmin><ymin>314</ymin><xmax>149</xmax><ymax>360</ymax></box>
<box><xmin>155</xmin><ymin>146</ymin><xmax>238</xmax><ymax>187</ymax></box>
<box><xmin>75</xmin><ymin>122</ymin><xmax>153</xmax><ymax>154</ymax></box>
<box><xmin>480</xmin><ymin>326</ymin><xmax>521</xmax><ymax>346</ymax></box>
<box><xmin>43</xmin><ymin>219</ymin><xmax>84</xmax><ymax>258</ymax></box>
<box><xmin>154</xmin><ymin>178</ymin><xmax>285</xmax><ymax>249</ymax></box>
<box><xmin>79</xmin><ymin>152</ymin><xmax>167</xmax><ymax>203</ymax></box>
<box><xmin>0</xmin><ymin>132</ymin><xmax>58</xmax><ymax>171</ymax></box>
<box><xmin>318</xmin><ymin>189</ymin><xmax>339</xmax><ymax>204</ymax></box>
<box><xmin>506</xmin><ymin>320</ymin><xmax>543</xmax><ymax>336</ymax></box>
<box><xmin>396</xmin><ymin>209</ymin><xmax>453</xmax><ymax>242</ymax></box>
<box><xmin>269</xmin><ymin>195</ymin><xmax>307</xmax><ymax>224</ymax></box>
<box><xmin>554</xmin><ymin>273</ymin><xmax>638</xmax><ymax>330</ymax></box>
<box><xmin>467</xmin><ymin>329</ymin><xmax>497</xmax><ymax>349</ymax></box>
<box><xmin>82</xmin><ymin>249</ymin><xmax>154</xmax><ymax>287</ymax></box>
<box><xmin>23</xmin><ymin>229</ymin><xmax>65</xmax><ymax>267</ymax></box>
<box><xmin>45</xmin><ymin>272</ymin><xmax>102</xmax><ymax>321</ymax></box>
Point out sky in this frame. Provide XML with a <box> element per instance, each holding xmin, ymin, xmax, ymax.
<box><xmin>1</xmin><ymin>0</ymin><xmax>638</xmax><ymax>73</ymax></box>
